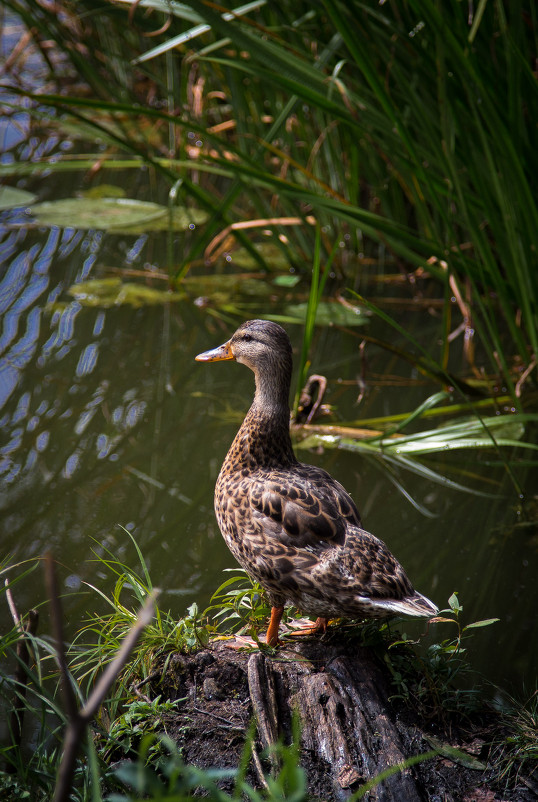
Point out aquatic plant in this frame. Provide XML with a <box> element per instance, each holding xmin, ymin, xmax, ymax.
<box><xmin>2</xmin><ymin>0</ymin><xmax>536</xmax><ymax>400</ymax></box>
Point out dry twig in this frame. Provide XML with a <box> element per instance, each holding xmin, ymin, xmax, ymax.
<box><xmin>43</xmin><ymin>553</ymin><xmax>158</xmax><ymax>802</ymax></box>
<box><xmin>5</xmin><ymin>578</ymin><xmax>39</xmax><ymax>763</ymax></box>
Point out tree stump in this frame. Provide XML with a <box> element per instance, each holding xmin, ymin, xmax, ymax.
<box><xmin>153</xmin><ymin>635</ymin><xmax>535</xmax><ymax>801</ymax></box>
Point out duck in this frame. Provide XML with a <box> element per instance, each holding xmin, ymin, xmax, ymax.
<box><xmin>196</xmin><ymin>319</ymin><xmax>438</xmax><ymax>647</ymax></box>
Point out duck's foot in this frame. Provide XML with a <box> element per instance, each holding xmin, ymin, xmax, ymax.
<box><xmin>214</xmin><ymin>612</ymin><xmax>329</xmax><ymax>650</ymax></box>
<box><xmin>283</xmin><ymin>616</ymin><xmax>329</xmax><ymax>639</ymax></box>
<box><xmin>215</xmin><ymin>605</ymin><xmax>286</xmax><ymax>650</ymax></box>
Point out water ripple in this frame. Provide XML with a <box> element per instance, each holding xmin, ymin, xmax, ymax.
<box><xmin>0</xmin><ymin>230</ymin><xmax>25</xmax><ymax>265</ymax></box>
<box><xmin>10</xmin><ymin>306</ymin><xmax>41</xmax><ymax>368</ymax></box>
<box><xmin>41</xmin><ymin>302</ymin><xmax>80</xmax><ymax>362</ymax></box>
<box><xmin>58</xmin><ymin>228</ymin><xmax>84</xmax><ymax>258</ymax></box>
<box><xmin>12</xmin><ymin>391</ymin><xmax>31</xmax><ymax>424</ymax></box>
<box><xmin>76</xmin><ymin>342</ymin><xmax>99</xmax><ymax>377</ymax></box>
<box><xmin>0</xmin><ymin>307</ymin><xmax>41</xmax><ymax>408</ymax></box>
<box><xmin>0</xmin><ymin>248</ymin><xmax>34</xmax><ymax>312</ymax></box>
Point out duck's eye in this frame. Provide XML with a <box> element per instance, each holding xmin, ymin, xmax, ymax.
<box><xmin>242</xmin><ymin>333</ymin><xmax>253</xmax><ymax>342</ymax></box>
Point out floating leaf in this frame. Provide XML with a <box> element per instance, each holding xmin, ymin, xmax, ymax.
<box><xmin>284</xmin><ymin>300</ymin><xmax>370</xmax><ymax>326</ymax></box>
<box><xmin>222</xmin><ymin>242</ymin><xmax>293</xmax><ymax>270</ymax></box>
<box><xmin>31</xmin><ymin>197</ymin><xmax>208</xmax><ymax>233</ymax></box>
<box><xmin>80</xmin><ymin>185</ymin><xmax>126</xmax><ymax>199</ymax></box>
<box><xmin>272</xmin><ymin>274</ymin><xmax>301</xmax><ymax>287</ymax></box>
<box><xmin>32</xmin><ymin>198</ymin><xmax>166</xmax><ymax>230</ymax></box>
<box><xmin>121</xmin><ymin>205</ymin><xmax>209</xmax><ymax>234</ymax></box>
<box><xmin>0</xmin><ymin>185</ymin><xmax>37</xmax><ymax>210</ymax></box>
<box><xmin>182</xmin><ymin>274</ymin><xmax>270</xmax><ymax>299</ymax></box>
<box><xmin>67</xmin><ymin>278</ymin><xmax>184</xmax><ymax>307</ymax></box>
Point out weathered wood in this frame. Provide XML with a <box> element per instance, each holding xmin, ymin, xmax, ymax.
<box><xmin>252</xmin><ymin>644</ymin><xmax>422</xmax><ymax>801</ymax></box>
<box><xmin>247</xmin><ymin>652</ymin><xmax>279</xmax><ymax>753</ymax></box>
<box><xmin>296</xmin><ymin>650</ymin><xmax>421</xmax><ymax>801</ymax></box>
<box><xmin>155</xmin><ymin>636</ymin><xmax>535</xmax><ymax>802</ymax></box>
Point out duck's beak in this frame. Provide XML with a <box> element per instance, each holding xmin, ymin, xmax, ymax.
<box><xmin>195</xmin><ymin>339</ymin><xmax>235</xmax><ymax>362</ymax></box>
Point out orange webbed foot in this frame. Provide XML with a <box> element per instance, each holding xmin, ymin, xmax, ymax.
<box><xmin>283</xmin><ymin>616</ymin><xmax>329</xmax><ymax>639</ymax></box>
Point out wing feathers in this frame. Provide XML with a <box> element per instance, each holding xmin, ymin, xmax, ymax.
<box><xmin>249</xmin><ymin>464</ymin><xmax>361</xmax><ymax>551</ymax></box>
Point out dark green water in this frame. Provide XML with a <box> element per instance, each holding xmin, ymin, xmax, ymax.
<box><xmin>0</xmin><ymin>212</ymin><xmax>536</xmax><ymax>696</ymax></box>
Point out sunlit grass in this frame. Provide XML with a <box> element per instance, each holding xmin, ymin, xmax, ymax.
<box><xmin>68</xmin><ymin>531</ymin><xmax>209</xmax><ymax>717</ymax></box>
<box><xmin>0</xmin><ymin>546</ymin><xmax>529</xmax><ymax>800</ymax></box>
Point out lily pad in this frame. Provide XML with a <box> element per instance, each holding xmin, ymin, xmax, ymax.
<box><xmin>67</xmin><ymin>278</ymin><xmax>184</xmax><ymax>308</ymax></box>
<box><xmin>121</xmin><ymin>206</ymin><xmax>208</xmax><ymax>234</ymax></box>
<box><xmin>272</xmin><ymin>274</ymin><xmax>301</xmax><ymax>288</ymax></box>
<box><xmin>32</xmin><ymin>198</ymin><xmax>166</xmax><ymax>230</ymax></box>
<box><xmin>80</xmin><ymin>185</ymin><xmax>126</xmax><ymax>199</ymax></box>
<box><xmin>182</xmin><ymin>274</ymin><xmax>271</xmax><ymax>298</ymax></box>
<box><xmin>284</xmin><ymin>301</ymin><xmax>370</xmax><ymax>326</ymax></box>
<box><xmin>0</xmin><ymin>185</ymin><xmax>37</xmax><ymax>210</ymax></box>
<box><xmin>221</xmin><ymin>242</ymin><xmax>293</xmax><ymax>271</ymax></box>
<box><xmin>31</xmin><ymin>197</ymin><xmax>208</xmax><ymax>233</ymax></box>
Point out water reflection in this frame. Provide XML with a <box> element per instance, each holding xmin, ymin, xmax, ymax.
<box><xmin>0</xmin><ymin>223</ymin><xmax>224</xmax><ymax>613</ymax></box>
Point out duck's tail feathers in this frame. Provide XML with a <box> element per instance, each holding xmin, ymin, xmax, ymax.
<box><xmin>358</xmin><ymin>591</ymin><xmax>438</xmax><ymax>618</ymax></box>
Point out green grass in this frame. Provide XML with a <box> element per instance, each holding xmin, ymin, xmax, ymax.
<box><xmin>68</xmin><ymin>532</ymin><xmax>210</xmax><ymax>717</ymax></box>
<box><xmin>0</xmin><ymin>543</ymin><xmax>530</xmax><ymax>801</ymax></box>
<box><xmin>493</xmin><ymin>691</ymin><xmax>538</xmax><ymax>789</ymax></box>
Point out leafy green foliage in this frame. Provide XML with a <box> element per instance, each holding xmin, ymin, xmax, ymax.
<box><xmin>69</xmin><ymin>531</ymin><xmax>210</xmax><ymax>716</ymax></box>
<box><xmin>97</xmin><ymin>696</ymin><xmax>184</xmax><ymax>768</ymax></box>
<box><xmin>493</xmin><ymin>692</ymin><xmax>538</xmax><ymax>788</ymax></box>
<box><xmin>295</xmin><ymin>389</ymin><xmax>538</xmax><ymax>507</ymax></box>
<box><xmin>107</xmin><ymin>717</ymin><xmax>308</xmax><ymax>802</ymax></box>
<box><xmin>4</xmin><ymin>0</ymin><xmax>537</xmax><ymax>400</ymax></box>
<box><xmin>0</xmin><ymin>631</ymin><xmax>71</xmax><ymax>799</ymax></box>
<box><xmin>386</xmin><ymin>592</ymin><xmax>499</xmax><ymax>722</ymax></box>
<box><xmin>204</xmin><ymin>570</ymin><xmax>309</xmax><ymax>646</ymax></box>
<box><xmin>0</xmin><ymin>551</ymin><xmax>526</xmax><ymax>802</ymax></box>
<box><xmin>204</xmin><ymin>570</ymin><xmax>272</xmax><ymax>641</ymax></box>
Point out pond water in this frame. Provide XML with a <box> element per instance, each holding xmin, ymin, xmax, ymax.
<box><xmin>1</xmin><ymin>21</ymin><xmax>536</xmax><ymax>697</ymax></box>
<box><xmin>1</xmin><ymin>199</ymin><xmax>536</xmax><ymax>696</ymax></box>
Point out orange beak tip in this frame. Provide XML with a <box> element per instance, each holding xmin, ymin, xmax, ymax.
<box><xmin>195</xmin><ymin>341</ymin><xmax>234</xmax><ymax>362</ymax></box>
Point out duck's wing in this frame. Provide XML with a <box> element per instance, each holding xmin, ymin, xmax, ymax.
<box><xmin>249</xmin><ymin>465</ymin><xmax>361</xmax><ymax>551</ymax></box>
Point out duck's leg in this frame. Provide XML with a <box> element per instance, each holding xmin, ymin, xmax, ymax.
<box><xmin>265</xmin><ymin>605</ymin><xmax>284</xmax><ymax>647</ymax></box>
<box><xmin>286</xmin><ymin>616</ymin><xmax>328</xmax><ymax>638</ymax></box>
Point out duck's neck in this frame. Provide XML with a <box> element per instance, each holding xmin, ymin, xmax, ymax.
<box><xmin>223</xmin><ymin>367</ymin><xmax>297</xmax><ymax>472</ymax></box>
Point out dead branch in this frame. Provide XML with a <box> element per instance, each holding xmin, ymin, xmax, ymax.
<box><xmin>5</xmin><ymin>578</ymin><xmax>39</xmax><ymax>765</ymax></box>
<box><xmin>42</xmin><ymin>553</ymin><xmax>158</xmax><ymax>802</ymax></box>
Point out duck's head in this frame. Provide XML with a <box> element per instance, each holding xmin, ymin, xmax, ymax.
<box><xmin>196</xmin><ymin>319</ymin><xmax>293</xmax><ymax>398</ymax></box>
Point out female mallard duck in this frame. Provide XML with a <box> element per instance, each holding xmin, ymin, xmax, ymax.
<box><xmin>196</xmin><ymin>319</ymin><xmax>437</xmax><ymax>647</ymax></box>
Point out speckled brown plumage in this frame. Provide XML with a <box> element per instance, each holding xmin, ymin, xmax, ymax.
<box><xmin>196</xmin><ymin>319</ymin><xmax>438</xmax><ymax>646</ymax></box>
